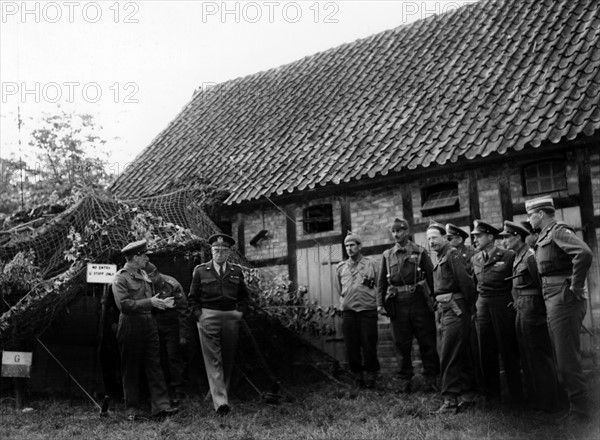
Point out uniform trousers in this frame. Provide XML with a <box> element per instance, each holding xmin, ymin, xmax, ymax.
<box><xmin>390</xmin><ymin>292</ymin><xmax>439</xmax><ymax>380</ymax></box>
<box><xmin>543</xmin><ymin>279</ymin><xmax>589</xmax><ymax>417</ymax></box>
<box><xmin>117</xmin><ymin>313</ymin><xmax>170</xmax><ymax>416</ymax></box>
<box><xmin>341</xmin><ymin>309</ymin><xmax>380</xmax><ymax>375</ymax></box>
<box><xmin>157</xmin><ymin>315</ymin><xmax>186</xmax><ymax>397</ymax></box>
<box><xmin>438</xmin><ymin>298</ymin><xmax>477</xmax><ymax>398</ymax></box>
<box><xmin>476</xmin><ymin>295</ymin><xmax>523</xmax><ymax>403</ymax></box>
<box><xmin>197</xmin><ymin>308</ymin><xmax>243</xmax><ymax>410</ymax></box>
<box><xmin>515</xmin><ymin>295</ymin><xmax>561</xmax><ymax>412</ymax></box>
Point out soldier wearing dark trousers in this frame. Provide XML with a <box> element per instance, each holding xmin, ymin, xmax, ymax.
<box><xmin>335</xmin><ymin>232</ymin><xmax>380</xmax><ymax>389</ymax></box>
<box><xmin>145</xmin><ymin>262</ymin><xmax>190</xmax><ymax>405</ymax></box>
<box><xmin>499</xmin><ymin>221</ymin><xmax>562</xmax><ymax>413</ymax></box>
<box><xmin>471</xmin><ymin>221</ymin><xmax>523</xmax><ymax>404</ymax></box>
<box><xmin>428</xmin><ymin>223</ymin><xmax>478</xmax><ymax>413</ymax></box>
<box><xmin>188</xmin><ymin>234</ymin><xmax>249</xmax><ymax>416</ymax></box>
<box><xmin>378</xmin><ymin>218</ymin><xmax>439</xmax><ymax>393</ymax></box>
<box><xmin>526</xmin><ymin>196</ymin><xmax>593</xmax><ymax>422</ymax></box>
<box><xmin>112</xmin><ymin>240</ymin><xmax>178</xmax><ymax>421</ymax></box>
<box><xmin>446</xmin><ymin>223</ymin><xmax>483</xmax><ymax>393</ymax></box>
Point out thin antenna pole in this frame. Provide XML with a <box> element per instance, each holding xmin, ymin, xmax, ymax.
<box><xmin>17</xmin><ymin>105</ymin><xmax>25</xmax><ymax>211</ymax></box>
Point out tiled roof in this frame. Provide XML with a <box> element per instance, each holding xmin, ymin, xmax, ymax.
<box><xmin>111</xmin><ymin>0</ymin><xmax>600</xmax><ymax>204</ymax></box>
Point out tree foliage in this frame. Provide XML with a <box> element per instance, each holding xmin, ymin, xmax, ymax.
<box><xmin>0</xmin><ymin>111</ymin><xmax>113</xmax><ymax>217</ymax></box>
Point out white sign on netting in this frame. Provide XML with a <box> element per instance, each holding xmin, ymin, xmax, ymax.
<box><xmin>86</xmin><ymin>264</ymin><xmax>117</xmax><ymax>283</ymax></box>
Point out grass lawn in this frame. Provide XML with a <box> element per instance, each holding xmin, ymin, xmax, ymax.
<box><xmin>1</xmin><ymin>374</ymin><xmax>598</xmax><ymax>440</ymax></box>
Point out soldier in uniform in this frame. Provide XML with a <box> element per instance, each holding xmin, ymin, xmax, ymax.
<box><xmin>446</xmin><ymin>223</ymin><xmax>475</xmax><ymax>273</ymax></box>
<box><xmin>499</xmin><ymin>221</ymin><xmax>561</xmax><ymax>413</ymax></box>
<box><xmin>526</xmin><ymin>196</ymin><xmax>593</xmax><ymax>421</ymax></box>
<box><xmin>334</xmin><ymin>232</ymin><xmax>380</xmax><ymax>389</ymax></box>
<box><xmin>427</xmin><ymin>223</ymin><xmax>478</xmax><ymax>413</ymax></box>
<box><xmin>470</xmin><ymin>220</ymin><xmax>523</xmax><ymax>404</ymax></box>
<box><xmin>188</xmin><ymin>233</ymin><xmax>249</xmax><ymax>416</ymax></box>
<box><xmin>378</xmin><ymin>218</ymin><xmax>439</xmax><ymax>393</ymax></box>
<box><xmin>145</xmin><ymin>262</ymin><xmax>190</xmax><ymax>405</ymax></box>
<box><xmin>446</xmin><ymin>223</ymin><xmax>483</xmax><ymax>394</ymax></box>
<box><xmin>111</xmin><ymin>240</ymin><xmax>178</xmax><ymax>420</ymax></box>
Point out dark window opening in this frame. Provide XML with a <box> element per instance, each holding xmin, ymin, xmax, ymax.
<box><xmin>523</xmin><ymin>161</ymin><xmax>567</xmax><ymax>195</ymax></box>
<box><xmin>303</xmin><ymin>204</ymin><xmax>334</xmax><ymax>234</ymax></box>
<box><xmin>421</xmin><ymin>183</ymin><xmax>459</xmax><ymax>216</ymax></box>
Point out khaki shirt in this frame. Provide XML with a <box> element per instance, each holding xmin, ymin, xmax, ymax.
<box><xmin>335</xmin><ymin>255</ymin><xmax>379</xmax><ymax>311</ymax></box>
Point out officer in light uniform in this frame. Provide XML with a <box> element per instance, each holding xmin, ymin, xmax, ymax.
<box><xmin>188</xmin><ymin>234</ymin><xmax>249</xmax><ymax>416</ymax></box>
<box><xmin>499</xmin><ymin>220</ymin><xmax>561</xmax><ymax>413</ymax></box>
<box><xmin>145</xmin><ymin>262</ymin><xmax>190</xmax><ymax>405</ymax></box>
<box><xmin>335</xmin><ymin>232</ymin><xmax>380</xmax><ymax>389</ymax></box>
<box><xmin>526</xmin><ymin>196</ymin><xmax>593</xmax><ymax>422</ymax></box>
<box><xmin>471</xmin><ymin>220</ymin><xmax>523</xmax><ymax>404</ymax></box>
<box><xmin>427</xmin><ymin>222</ymin><xmax>478</xmax><ymax>413</ymax></box>
<box><xmin>111</xmin><ymin>240</ymin><xmax>178</xmax><ymax>420</ymax></box>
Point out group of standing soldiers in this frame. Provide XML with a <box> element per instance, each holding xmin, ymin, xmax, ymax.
<box><xmin>335</xmin><ymin>195</ymin><xmax>593</xmax><ymax>422</ymax></box>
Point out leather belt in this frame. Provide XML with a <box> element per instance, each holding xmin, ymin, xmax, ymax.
<box><xmin>435</xmin><ymin>293</ymin><xmax>464</xmax><ymax>301</ymax></box>
<box><xmin>517</xmin><ymin>288</ymin><xmax>541</xmax><ymax>297</ymax></box>
<box><xmin>542</xmin><ymin>275</ymin><xmax>570</xmax><ymax>283</ymax></box>
<box><xmin>391</xmin><ymin>284</ymin><xmax>417</xmax><ymax>293</ymax></box>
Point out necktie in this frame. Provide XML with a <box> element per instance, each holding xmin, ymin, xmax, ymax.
<box><xmin>483</xmin><ymin>252</ymin><xmax>488</xmax><ymax>262</ymax></box>
<box><xmin>219</xmin><ymin>264</ymin><xmax>224</xmax><ymax>277</ymax></box>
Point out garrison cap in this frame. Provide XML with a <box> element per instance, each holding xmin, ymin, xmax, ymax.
<box><xmin>390</xmin><ymin>218</ymin><xmax>409</xmax><ymax>230</ymax></box>
<box><xmin>121</xmin><ymin>240</ymin><xmax>149</xmax><ymax>256</ymax></box>
<box><xmin>426</xmin><ymin>221</ymin><xmax>446</xmax><ymax>235</ymax></box>
<box><xmin>208</xmin><ymin>233</ymin><xmax>236</xmax><ymax>247</ymax></box>
<box><xmin>499</xmin><ymin>220</ymin><xmax>529</xmax><ymax>238</ymax></box>
<box><xmin>144</xmin><ymin>262</ymin><xmax>158</xmax><ymax>274</ymax></box>
<box><xmin>445</xmin><ymin>223</ymin><xmax>469</xmax><ymax>240</ymax></box>
<box><xmin>471</xmin><ymin>220</ymin><xmax>500</xmax><ymax>236</ymax></box>
<box><xmin>344</xmin><ymin>231</ymin><xmax>362</xmax><ymax>245</ymax></box>
<box><xmin>525</xmin><ymin>196</ymin><xmax>555</xmax><ymax>213</ymax></box>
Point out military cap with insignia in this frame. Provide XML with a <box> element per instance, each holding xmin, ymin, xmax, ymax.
<box><xmin>520</xmin><ymin>220</ymin><xmax>539</xmax><ymax>234</ymax></box>
<box><xmin>426</xmin><ymin>221</ymin><xmax>446</xmax><ymax>235</ymax></box>
<box><xmin>525</xmin><ymin>195</ymin><xmax>555</xmax><ymax>213</ymax></box>
<box><xmin>499</xmin><ymin>220</ymin><xmax>530</xmax><ymax>238</ymax></box>
<box><xmin>445</xmin><ymin>223</ymin><xmax>469</xmax><ymax>240</ymax></box>
<box><xmin>344</xmin><ymin>231</ymin><xmax>362</xmax><ymax>245</ymax></box>
<box><xmin>471</xmin><ymin>220</ymin><xmax>500</xmax><ymax>236</ymax></box>
<box><xmin>121</xmin><ymin>240</ymin><xmax>150</xmax><ymax>256</ymax></box>
<box><xmin>390</xmin><ymin>218</ymin><xmax>409</xmax><ymax>230</ymax></box>
<box><xmin>208</xmin><ymin>233</ymin><xmax>236</xmax><ymax>247</ymax></box>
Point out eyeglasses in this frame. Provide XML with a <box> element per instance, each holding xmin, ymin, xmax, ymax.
<box><xmin>526</xmin><ymin>211</ymin><xmax>540</xmax><ymax>218</ymax></box>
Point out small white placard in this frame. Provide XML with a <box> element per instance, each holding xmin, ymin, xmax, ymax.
<box><xmin>86</xmin><ymin>263</ymin><xmax>117</xmax><ymax>284</ymax></box>
<box><xmin>1</xmin><ymin>351</ymin><xmax>33</xmax><ymax>377</ymax></box>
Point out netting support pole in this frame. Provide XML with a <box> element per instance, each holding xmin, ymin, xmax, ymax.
<box><xmin>13</xmin><ymin>378</ymin><xmax>25</xmax><ymax>410</ymax></box>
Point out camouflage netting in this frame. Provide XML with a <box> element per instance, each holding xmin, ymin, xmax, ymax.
<box><xmin>0</xmin><ymin>189</ymin><xmax>220</xmax><ymax>349</ymax></box>
<box><xmin>0</xmin><ymin>190</ymin><xmax>345</xmax><ymax>389</ymax></box>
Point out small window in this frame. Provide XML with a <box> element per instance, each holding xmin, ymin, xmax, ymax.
<box><xmin>421</xmin><ymin>183</ymin><xmax>459</xmax><ymax>216</ymax></box>
<box><xmin>303</xmin><ymin>204</ymin><xmax>333</xmax><ymax>234</ymax></box>
<box><xmin>523</xmin><ymin>162</ymin><xmax>567</xmax><ymax>195</ymax></box>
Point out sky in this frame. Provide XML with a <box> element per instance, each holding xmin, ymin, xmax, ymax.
<box><xmin>0</xmin><ymin>1</ymin><xmax>475</xmax><ymax>176</ymax></box>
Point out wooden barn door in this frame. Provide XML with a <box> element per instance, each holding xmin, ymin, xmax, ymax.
<box><xmin>296</xmin><ymin>243</ymin><xmax>345</xmax><ymax>363</ymax></box>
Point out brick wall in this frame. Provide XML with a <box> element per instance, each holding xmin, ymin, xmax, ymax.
<box><xmin>243</xmin><ymin>208</ymin><xmax>287</xmax><ymax>262</ymax></box>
